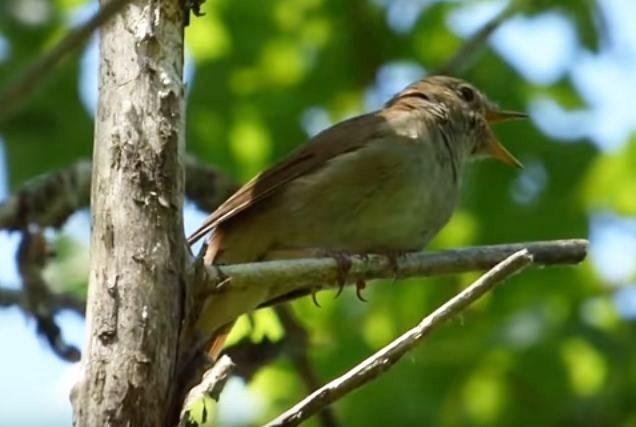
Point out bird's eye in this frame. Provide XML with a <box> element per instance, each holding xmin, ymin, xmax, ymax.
<box><xmin>458</xmin><ymin>86</ymin><xmax>475</xmax><ymax>102</ymax></box>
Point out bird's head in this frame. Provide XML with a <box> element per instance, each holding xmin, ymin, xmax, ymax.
<box><xmin>388</xmin><ymin>75</ymin><xmax>526</xmax><ymax>168</ymax></box>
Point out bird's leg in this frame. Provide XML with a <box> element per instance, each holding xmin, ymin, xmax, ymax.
<box><xmin>374</xmin><ymin>250</ymin><xmax>404</xmax><ymax>285</ymax></box>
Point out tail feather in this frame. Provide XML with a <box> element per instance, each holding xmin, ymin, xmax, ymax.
<box><xmin>208</xmin><ymin>322</ymin><xmax>234</xmax><ymax>361</ymax></box>
<box><xmin>202</xmin><ymin>229</ymin><xmax>233</xmax><ymax>358</ymax></box>
<box><xmin>187</xmin><ymin>224</ymin><xmax>213</xmax><ymax>246</ymax></box>
<box><xmin>203</xmin><ymin>229</ymin><xmax>224</xmax><ymax>265</ymax></box>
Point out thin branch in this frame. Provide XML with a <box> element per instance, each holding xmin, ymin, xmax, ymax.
<box><xmin>0</xmin><ymin>160</ymin><xmax>92</xmax><ymax>231</ymax></box>
<box><xmin>264</xmin><ymin>250</ymin><xmax>533</xmax><ymax>427</ymax></box>
<box><xmin>0</xmin><ymin>0</ymin><xmax>136</xmax><ymax>118</ymax></box>
<box><xmin>0</xmin><ymin>287</ymin><xmax>22</xmax><ymax>308</ymax></box>
<box><xmin>178</xmin><ymin>355</ymin><xmax>235</xmax><ymax>427</ymax></box>
<box><xmin>205</xmin><ymin>240</ymin><xmax>587</xmax><ymax>314</ymax></box>
<box><xmin>0</xmin><ymin>157</ymin><xmax>234</xmax><ymax>231</ymax></box>
<box><xmin>0</xmin><ymin>285</ymin><xmax>85</xmax><ymax>315</ymax></box>
<box><xmin>436</xmin><ymin>0</ymin><xmax>522</xmax><ymax>76</ymax></box>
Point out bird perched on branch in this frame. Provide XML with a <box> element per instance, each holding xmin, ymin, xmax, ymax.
<box><xmin>188</xmin><ymin>75</ymin><xmax>526</xmax><ymax>358</ymax></box>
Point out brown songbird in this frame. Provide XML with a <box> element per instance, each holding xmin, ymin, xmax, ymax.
<box><xmin>188</xmin><ymin>75</ymin><xmax>526</xmax><ymax>357</ymax></box>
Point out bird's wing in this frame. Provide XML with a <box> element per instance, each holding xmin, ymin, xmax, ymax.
<box><xmin>187</xmin><ymin>112</ymin><xmax>388</xmax><ymax>245</ymax></box>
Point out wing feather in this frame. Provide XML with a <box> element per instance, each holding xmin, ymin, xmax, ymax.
<box><xmin>187</xmin><ymin>112</ymin><xmax>386</xmax><ymax>245</ymax></box>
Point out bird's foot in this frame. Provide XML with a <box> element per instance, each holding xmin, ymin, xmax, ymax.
<box><xmin>355</xmin><ymin>278</ymin><xmax>368</xmax><ymax>302</ymax></box>
<box><xmin>378</xmin><ymin>250</ymin><xmax>404</xmax><ymax>284</ymax></box>
<box><xmin>329</xmin><ymin>251</ymin><xmax>353</xmax><ymax>298</ymax></box>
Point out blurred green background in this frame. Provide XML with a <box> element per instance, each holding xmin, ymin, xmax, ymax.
<box><xmin>1</xmin><ymin>0</ymin><xmax>636</xmax><ymax>426</ymax></box>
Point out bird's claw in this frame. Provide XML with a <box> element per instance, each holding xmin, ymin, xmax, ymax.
<box><xmin>355</xmin><ymin>278</ymin><xmax>368</xmax><ymax>302</ymax></box>
<box><xmin>311</xmin><ymin>289</ymin><xmax>321</xmax><ymax>307</ymax></box>
<box><xmin>331</xmin><ymin>252</ymin><xmax>352</xmax><ymax>299</ymax></box>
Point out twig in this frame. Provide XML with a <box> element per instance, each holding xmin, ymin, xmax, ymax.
<box><xmin>0</xmin><ymin>160</ymin><xmax>92</xmax><ymax>231</ymax></box>
<box><xmin>275</xmin><ymin>305</ymin><xmax>339</xmax><ymax>427</ymax></box>
<box><xmin>0</xmin><ymin>287</ymin><xmax>22</xmax><ymax>307</ymax></box>
<box><xmin>17</xmin><ymin>231</ymin><xmax>81</xmax><ymax>361</ymax></box>
<box><xmin>178</xmin><ymin>355</ymin><xmax>235</xmax><ymax>427</ymax></box>
<box><xmin>0</xmin><ymin>157</ymin><xmax>234</xmax><ymax>231</ymax></box>
<box><xmin>0</xmin><ymin>0</ymin><xmax>136</xmax><ymax>118</ymax></box>
<box><xmin>0</xmin><ymin>286</ymin><xmax>85</xmax><ymax>315</ymax></box>
<box><xmin>436</xmin><ymin>1</ymin><xmax>521</xmax><ymax>75</ymax></box>
<box><xmin>264</xmin><ymin>250</ymin><xmax>533</xmax><ymax>427</ymax></box>
<box><xmin>205</xmin><ymin>240</ymin><xmax>587</xmax><ymax>313</ymax></box>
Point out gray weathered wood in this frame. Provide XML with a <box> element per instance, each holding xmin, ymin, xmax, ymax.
<box><xmin>71</xmin><ymin>1</ymin><xmax>187</xmax><ymax>425</ymax></box>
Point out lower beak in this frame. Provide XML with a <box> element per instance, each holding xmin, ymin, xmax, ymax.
<box><xmin>486</xmin><ymin>134</ymin><xmax>523</xmax><ymax>169</ymax></box>
<box><xmin>483</xmin><ymin>109</ymin><xmax>526</xmax><ymax>168</ymax></box>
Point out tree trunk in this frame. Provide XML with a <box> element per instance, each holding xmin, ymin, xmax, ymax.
<box><xmin>72</xmin><ymin>0</ymin><xmax>186</xmax><ymax>425</ymax></box>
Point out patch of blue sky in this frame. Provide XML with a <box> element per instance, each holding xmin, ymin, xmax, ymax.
<box><xmin>0</xmin><ymin>139</ymin><xmax>20</xmax><ymax>289</ymax></box>
<box><xmin>0</xmin><ymin>308</ymin><xmax>83</xmax><ymax>427</ymax></box>
<box><xmin>589</xmin><ymin>213</ymin><xmax>636</xmax><ymax>285</ymax></box>
<box><xmin>0</xmin><ymin>137</ymin><xmax>85</xmax><ymax>425</ymax></box>
<box><xmin>382</xmin><ymin>0</ymin><xmax>442</xmax><ymax>34</ymax></box>
<box><xmin>0</xmin><ymin>33</ymin><xmax>9</xmax><ymax>63</ymax></box>
<box><xmin>448</xmin><ymin>1</ymin><xmax>577</xmax><ymax>85</ymax></box>
<box><xmin>613</xmin><ymin>286</ymin><xmax>636</xmax><ymax>320</ymax></box>
<box><xmin>301</xmin><ymin>107</ymin><xmax>333</xmax><ymax>137</ymax></box>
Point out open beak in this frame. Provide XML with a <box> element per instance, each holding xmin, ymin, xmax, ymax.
<box><xmin>483</xmin><ymin>109</ymin><xmax>526</xmax><ymax>169</ymax></box>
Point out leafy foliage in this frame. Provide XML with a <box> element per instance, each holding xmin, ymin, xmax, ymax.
<box><xmin>2</xmin><ymin>0</ymin><xmax>635</xmax><ymax>426</ymax></box>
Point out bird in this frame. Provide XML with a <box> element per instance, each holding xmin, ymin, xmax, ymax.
<box><xmin>188</xmin><ymin>75</ymin><xmax>526</xmax><ymax>358</ymax></box>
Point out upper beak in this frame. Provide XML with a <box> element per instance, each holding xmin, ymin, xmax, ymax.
<box><xmin>483</xmin><ymin>109</ymin><xmax>526</xmax><ymax>169</ymax></box>
<box><xmin>485</xmin><ymin>109</ymin><xmax>528</xmax><ymax>123</ymax></box>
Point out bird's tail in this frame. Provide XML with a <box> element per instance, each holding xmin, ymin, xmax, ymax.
<box><xmin>208</xmin><ymin>321</ymin><xmax>235</xmax><ymax>361</ymax></box>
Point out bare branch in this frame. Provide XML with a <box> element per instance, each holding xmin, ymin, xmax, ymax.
<box><xmin>203</xmin><ymin>240</ymin><xmax>587</xmax><ymax>324</ymax></box>
<box><xmin>0</xmin><ymin>0</ymin><xmax>136</xmax><ymax>118</ymax></box>
<box><xmin>0</xmin><ymin>285</ymin><xmax>85</xmax><ymax>315</ymax></box>
<box><xmin>265</xmin><ymin>250</ymin><xmax>533</xmax><ymax>427</ymax></box>
<box><xmin>0</xmin><ymin>160</ymin><xmax>92</xmax><ymax>231</ymax></box>
<box><xmin>0</xmin><ymin>157</ymin><xmax>234</xmax><ymax>231</ymax></box>
<box><xmin>178</xmin><ymin>355</ymin><xmax>235</xmax><ymax>427</ymax></box>
<box><xmin>436</xmin><ymin>1</ymin><xmax>521</xmax><ymax>76</ymax></box>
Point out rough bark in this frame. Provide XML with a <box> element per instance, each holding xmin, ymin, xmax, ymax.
<box><xmin>71</xmin><ymin>1</ymin><xmax>187</xmax><ymax>425</ymax></box>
